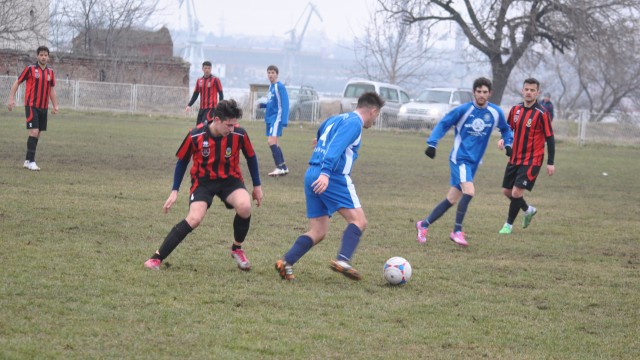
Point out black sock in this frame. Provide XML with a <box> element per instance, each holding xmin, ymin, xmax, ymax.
<box><xmin>26</xmin><ymin>136</ymin><xmax>38</xmax><ymax>162</ymax></box>
<box><xmin>507</xmin><ymin>197</ymin><xmax>526</xmax><ymax>225</ymax></box>
<box><xmin>156</xmin><ymin>219</ymin><xmax>193</xmax><ymax>260</ymax></box>
<box><xmin>231</xmin><ymin>244</ymin><xmax>241</xmax><ymax>251</ymax></box>
<box><xmin>233</xmin><ymin>214</ymin><xmax>251</xmax><ymax>244</ymax></box>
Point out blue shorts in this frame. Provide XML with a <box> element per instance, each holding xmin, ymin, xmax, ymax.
<box><xmin>449</xmin><ymin>160</ymin><xmax>478</xmax><ymax>189</ymax></box>
<box><xmin>265</xmin><ymin>121</ymin><xmax>284</xmax><ymax>137</ymax></box>
<box><xmin>304</xmin><ymin>166</ymin><xmax>361</xmax><ymax>218</ymax></box>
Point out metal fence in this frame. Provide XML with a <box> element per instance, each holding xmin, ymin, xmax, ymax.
<box><xmin>2</xmin><ymin>75</ymin><xmax>637</xmax><ymax>146</ymax></box>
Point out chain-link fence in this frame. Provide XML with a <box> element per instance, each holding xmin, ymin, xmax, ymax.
<box><xmin>2</xmin><ymin>75</ymin><xmax>638</xmax><ymax>146</ymax></box>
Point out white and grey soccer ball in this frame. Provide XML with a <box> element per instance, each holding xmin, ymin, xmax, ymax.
<box><xmin>383</xmin><ymin>256</ymin><xmax>412</xmax><ymax>285</ymax></box>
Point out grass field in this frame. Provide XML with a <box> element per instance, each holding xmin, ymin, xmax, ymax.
<box><xmin>1</xmin><ymin>109</ymin><xmax>639</xmax><ymax>359</ymax></box>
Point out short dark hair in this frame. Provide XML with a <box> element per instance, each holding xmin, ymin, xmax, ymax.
<box><xmin>215</xmin><ymin>99</ymin><xmax>242</xmax><ymax>120</ymax></box>
<box><xmin>36</xmin><ymin>46</ymin><xmax>49</xmax><ymax>55</ymax></box>
<box><xmin>357</xmin><ymin>92</ymin><xmax>385</xmax><ymax>109</ymax></box>
<box><xmin>544</xmin><ymin>92</ymin><xmax>551</xmax><ymax>97</ymax></box>
<box><xmin>473</xmin><ymin>77</ymin><xmax>492</xmax><ymax>92</ymax></box>
<box><xmin>267</xmin><ymin>65</ymin><xmax>279</xmax><ymax>74</ymax></box>
<box><xmin>524</xmin><ymin>77</ymin><xmax>540</xmax><ymax>89</ymax></box>
<box><xmin>202</xmin><ymin>61</ymin><xmax>212</xmax><ymax>67</ymax></box>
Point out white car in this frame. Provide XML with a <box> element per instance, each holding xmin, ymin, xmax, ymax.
<box><xmin>398</xmin><ymin>88</ymin><xmax>473</xmax><ymax>128</ymax></box>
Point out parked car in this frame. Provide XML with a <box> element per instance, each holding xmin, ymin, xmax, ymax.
<box><xmin>397</xmin><ymin>88</ymin><xmax>473</xmax><ymax>128</ymax></box>
<box><xmin>339</xmin><ymin>79</ymin><xmax>411</xmax><ymax>125</ymax></box>
<box><xmin>255</xmin><ymin>85</ymin><xmax>321</xmax><ymax>121</ymax></box>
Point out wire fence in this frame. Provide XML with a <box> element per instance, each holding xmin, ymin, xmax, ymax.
<box><xmin>2</xmin><ymin>75</ymin><xmax>637</xmax><ymax>146</ymax></box>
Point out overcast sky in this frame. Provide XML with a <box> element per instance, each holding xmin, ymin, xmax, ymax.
<box><xmin>156</xmin><ymin>0</ymin><xmax>376</xmax><ymax>42</ymax></box>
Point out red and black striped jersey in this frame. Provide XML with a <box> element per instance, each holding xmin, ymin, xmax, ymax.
<box><xmin>176</xmin><ymin>123</ymin><xmax>256</xmax><ymax>185</ymax></box>
<box><xmin>18</xmin><ymin>63</ymin><xmax>56</xmax><ymax>108</ymax></box>
<box><xmin>507</xmin><ymin>102</ymin><xmax>553</xmax><ymax>166</ymax></box>
<box><xmin>193</xmin><ymin>76</ymin><xmax>223</xmax><ymax>109</ymax></box>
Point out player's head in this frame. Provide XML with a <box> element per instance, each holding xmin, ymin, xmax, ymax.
<box><xmin>472</xmin><ymin>77</ymin><xmax>492</xmax><ymax>107</ymax></box>
<box><xmin>356</xmin><ymin>92</ymin><xmax>385</xmax><ymax>129</ymax></box>
<box><xmin>36</xmin><ymin>46</ymin><xmax>50</xmax><ymax>66</ymax></box>
<box><xmin>543</xmin><ymin>92</ymin><xmax>551</xmax><ymax>100</ymax></box>
<box><xmin>267</xmin><ymin>65</ymin><xmax>279</xmax><ymax>83</ymax></box>
<box><xmin>36</xmin><ymin>46</ymin><xmax>49</xmax><ymax>56</ymax></box>
<box><xmin>522</xmin><ymin>78</ymin><xmax>540</xmax><ymax>104</ymax></box>
<box><xmin>212</xmin><ymin>99</ymin><xmax>242</xmax><ymax>135</ymax></box>
<box><xmin>202</xmin><ymin>61</ymin><xmax>212</xmax><ymax>76</ymax></box>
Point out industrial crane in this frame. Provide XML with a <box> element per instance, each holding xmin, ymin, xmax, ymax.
<box><xmin>283</xmin><ymin>2</ymin><xmax>322</xmax><ymax>82</ymax></box>
<box><xmin>178</xmin><ymin>0</ymin><xmax>205</xmax><ymax>88</ymax></box>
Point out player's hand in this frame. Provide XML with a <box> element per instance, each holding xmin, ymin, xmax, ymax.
<box><xmin>7</xmin><ymin>100</ymin><xmax>15</xmax><ymax>111</ymax></box>
<box><xmin>425</xmin><ymin>146</ymin><xmax>436</xmax><ymax>159</ymax></box>
<box><xmin>505</xmin><ymin>146</ymin><xmax>512</xmax><ymax>157</ymax></box>
<box><xmin>311</xmin><ymin>174</ymin><xmax>329</xmax><ymax>194</ymax></box>
<box><xmin>52</xmin><ymin>105</ymin><xmax>59</xmax><ymax>115</ymax></box>
<box><xmin>252</xmin><ymin>186</ymin><xmax>263</xmax><ymax>207</ymax></box>
<box><xmin>185</xmin><ymin>105</ymin><xmax>191</xmax><ymax>114</ymax></box>
<box><xmin>163</xmin><ymin>190</ymin><xmax>179</xmax><ymax>214</ymax></box>
<box><xmin>312</xmin><ymin>138</ymin><xmax>317</xmax><ymax>148</ymax></box>
<box><xmin>546</xmin><ymin>164</ymin><xmax>555</xmax><ymax>176</ymax></box>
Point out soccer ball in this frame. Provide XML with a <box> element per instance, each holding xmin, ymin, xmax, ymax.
<box><xmin>383</xmin><ymin>257</ymin><xmax>412</xmax><ymax>285</ymax></box>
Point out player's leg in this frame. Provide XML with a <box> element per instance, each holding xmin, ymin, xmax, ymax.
<box><xmin>24</xmin><ymin>107</ymin><xmax>42</xmax><ymax>170</ymax></box>
<box><xmin>276</xmin><ymin>167</ymin><xmax>329</xmax><ymax>280</ymax></box>
<box><xmin>223</xmin><ymin>185</ymin><xmax>253</xmax><ymax>270</ymax></box>
<box><xmin>267</xmin><ymin>121</ymin><xmax>288</xmax><ymax>176</ymax></box>
<box><xmin>499</xmin><ymin>164</ymin><xmax>519</xmax><ymax>234</ymax></box>
<box><xmin>196</xmin><ymin>108</ymin><xmax>207</xmax><ymax>126</ymax></box>
<box><xmin>144</xmin><ymin>201</ymin><xmax>207</xmax><ymax>270</ymax></box>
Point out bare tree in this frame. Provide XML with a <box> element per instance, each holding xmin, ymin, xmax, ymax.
<box><xmin>51</xmin><ymin>0</ymin><xmax>160</xmax><ymax>55</ymax></box>
<box><xmin>352</xmin><ymin>4</ymin><xmax>438</xmax><ymax>90</ymax></box>
<box><xmin>0</xmin><ymin>0</ymin><xmax>48</xmax><ymax>50</ymax></box>
<box><xmin>379</xmin><ymin>0</ymin><xmax>640</xmax><ymax>105</ymax></box>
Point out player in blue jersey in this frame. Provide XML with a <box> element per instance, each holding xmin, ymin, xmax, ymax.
<box><xmin>263</xmin><ymin>65</ymin><xmax>290</xmax><ymax>177</ymax></box>
<box><xmin>416</xmin><ymin>77</ymin><xmax>513</xmax><ymax>247</ymax></box>
<box><xmin>275</xmin><ymin>92</ymin><xmax>385</xmax><ymax>281</ymax></box>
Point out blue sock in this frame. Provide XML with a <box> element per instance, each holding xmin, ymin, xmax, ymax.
<box><xmin>337</xmin><ymin>223</ymin><xmax>362</xmax><ymax>262</ymax></box>
<box><xmin>454</xmin><ymin>194</ymin><xmax>473</xmax><ymax>232</ymax></box>
<box><xmin>284</xmin><ymin>235</ymin><xmax>314</xmax><ymax>265</ymax></box>
<box><xmin>422</xmin><ymin>199</ymin><xmax>453</xmax><ymax>228</ymax></box>
<box><xmin>276</xmin><ymin>146</ymin><xmax>286</xmax><ymax>169</ymax></box>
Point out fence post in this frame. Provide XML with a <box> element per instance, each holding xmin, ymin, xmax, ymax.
<box><xmin>578</xmin><ymin>110</ymin><xmax>587</xmax><ymax>146</ymax></box>
<box><xmin>74</xmin><ymin>80</ymin><xmax>79</xmax><ymax>110</ymax></box>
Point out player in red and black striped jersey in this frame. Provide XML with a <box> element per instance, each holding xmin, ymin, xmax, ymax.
<box><xmin>498</xmin><ymin>78</ymin><xmax>556</xmax><ymax>234</ymax></box>
<box><xmin>185</xmin><ymin>61</ymin><xmax>224</xmax><ymax>126</ymax></box>
<box><xmin>7</xmin><ymin>45</ymin><xmax>59</xmax><ymax>171</ymax></box>
<box><xmin>144</xmin><ymin>99</ymin><xmax>263</xmax><ymax>271</ymax></box>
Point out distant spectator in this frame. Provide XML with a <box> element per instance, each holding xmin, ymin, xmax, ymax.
<box><xmin>540</xmin><ymin>92</ymin><xmax>554</xmax><ymax>120</ymax></box>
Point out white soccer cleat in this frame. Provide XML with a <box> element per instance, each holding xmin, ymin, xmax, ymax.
<box><xmin>27</xmin><ymin>162</ymin><xmax>40</xmax><ymax>171</ymax></box>
<box><xmin>268</xmin><ymin>168</ymin><xmax>288</xmax><ymax>177</ymax></box>
<box><xmin>23</xmin><ymin>160</ymin><xmax>29</xmax><ymax>169</ymax></box>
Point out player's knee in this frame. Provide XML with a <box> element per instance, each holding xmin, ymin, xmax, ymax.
<box><xmin>502</xmin><ymin>188</ymin><xmax>512</xmax><ymax>197</ymax></box>
<box><xmin>235</xmin><ymin>203</ymin><xmax>252</xmax><ymax>218</ymax></box>
<box><xmin>185</xmin><ymin>215</ymin><xmax>203</xmax><ymax>229</ymax></box>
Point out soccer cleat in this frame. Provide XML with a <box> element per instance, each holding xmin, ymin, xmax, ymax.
<box><xmin>329</xmin><ymin>259</ymin><xmax>362</xmax><ymax>281</ymax></box>
<box><xmin>449</xmin><ymin>231</ymin><xmax>469</xmax><ymax>247</ymax></box>
<box><xmin>144</xmin><ymin>258</ymin><xmax>161</xmax><ymax>270</ymax></box>
<box><xmin>522</xmin><ymin>207</ymin><xmax>537</xmax><ymax>229</ymax></box>
<box><xmin>23</xmin><ymin>160</ymin><xmax>29</xmax><ymax>169</ymax></box>
<box><xmin>275</xmin><ymin>259</ymin><xmax>295</xmax><ymax>281</ymax></box>
<box><xmin>416</xmin><ymin>221</ymin><xmax>429</xmax><ymax>244</ymax></box>
<box><xmin>231</xmin><ymin>249</ymin><xmax>251</xmax><ymax>271</ymax></box>
<box><xmin>27</xmin><ymin>162</ymin><xmax>40</xmax><ymax>171</ymax></box>
<box><xmin>268</xmin><ymin>168</ymin><xmax>288</xmax><ymax>177</ymax></box>
<box><xmin>499</xmin><ymin>223</ymin><xmax>512</xmax><ymax>234</ymax></box>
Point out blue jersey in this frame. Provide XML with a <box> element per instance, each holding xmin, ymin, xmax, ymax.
<box><xmin>265</xmin><ymin>81</ymin><xmax>289</xmax><ymax>127</ymax></box>
<box><xmin>310</xmin><ymin>112</ymin><xmax>363</xmax><ymax>177</ymax></box>
<box><xmin>427</xmin><ymin>102</ymin><xmax>513</xmax><ymax>165</ymax></box>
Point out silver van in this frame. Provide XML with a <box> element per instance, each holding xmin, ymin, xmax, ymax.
<box><xmin>340</xmin><ymin>79</ymin><xmax>411</xmax><ymax>125</ymax></box>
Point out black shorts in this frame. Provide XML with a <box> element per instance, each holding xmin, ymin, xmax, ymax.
<box><xmin>190</xmin><ymin>177</ymin><xmax>246</xmax><ymax>209</ymax></box>
<box><xmin>25</xmin><ymin>106</ymin><xmax>48</xmax><ymax>131</ymax></box>
<box><xmin>196</xmin><ymin>108</ymin><xmax>215</xmax><ymax>125</ymax></box>
<box><xmin>502</xmin><ymin>163</ymin><xmax>541</xmax><ymax>191</ymax></box>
